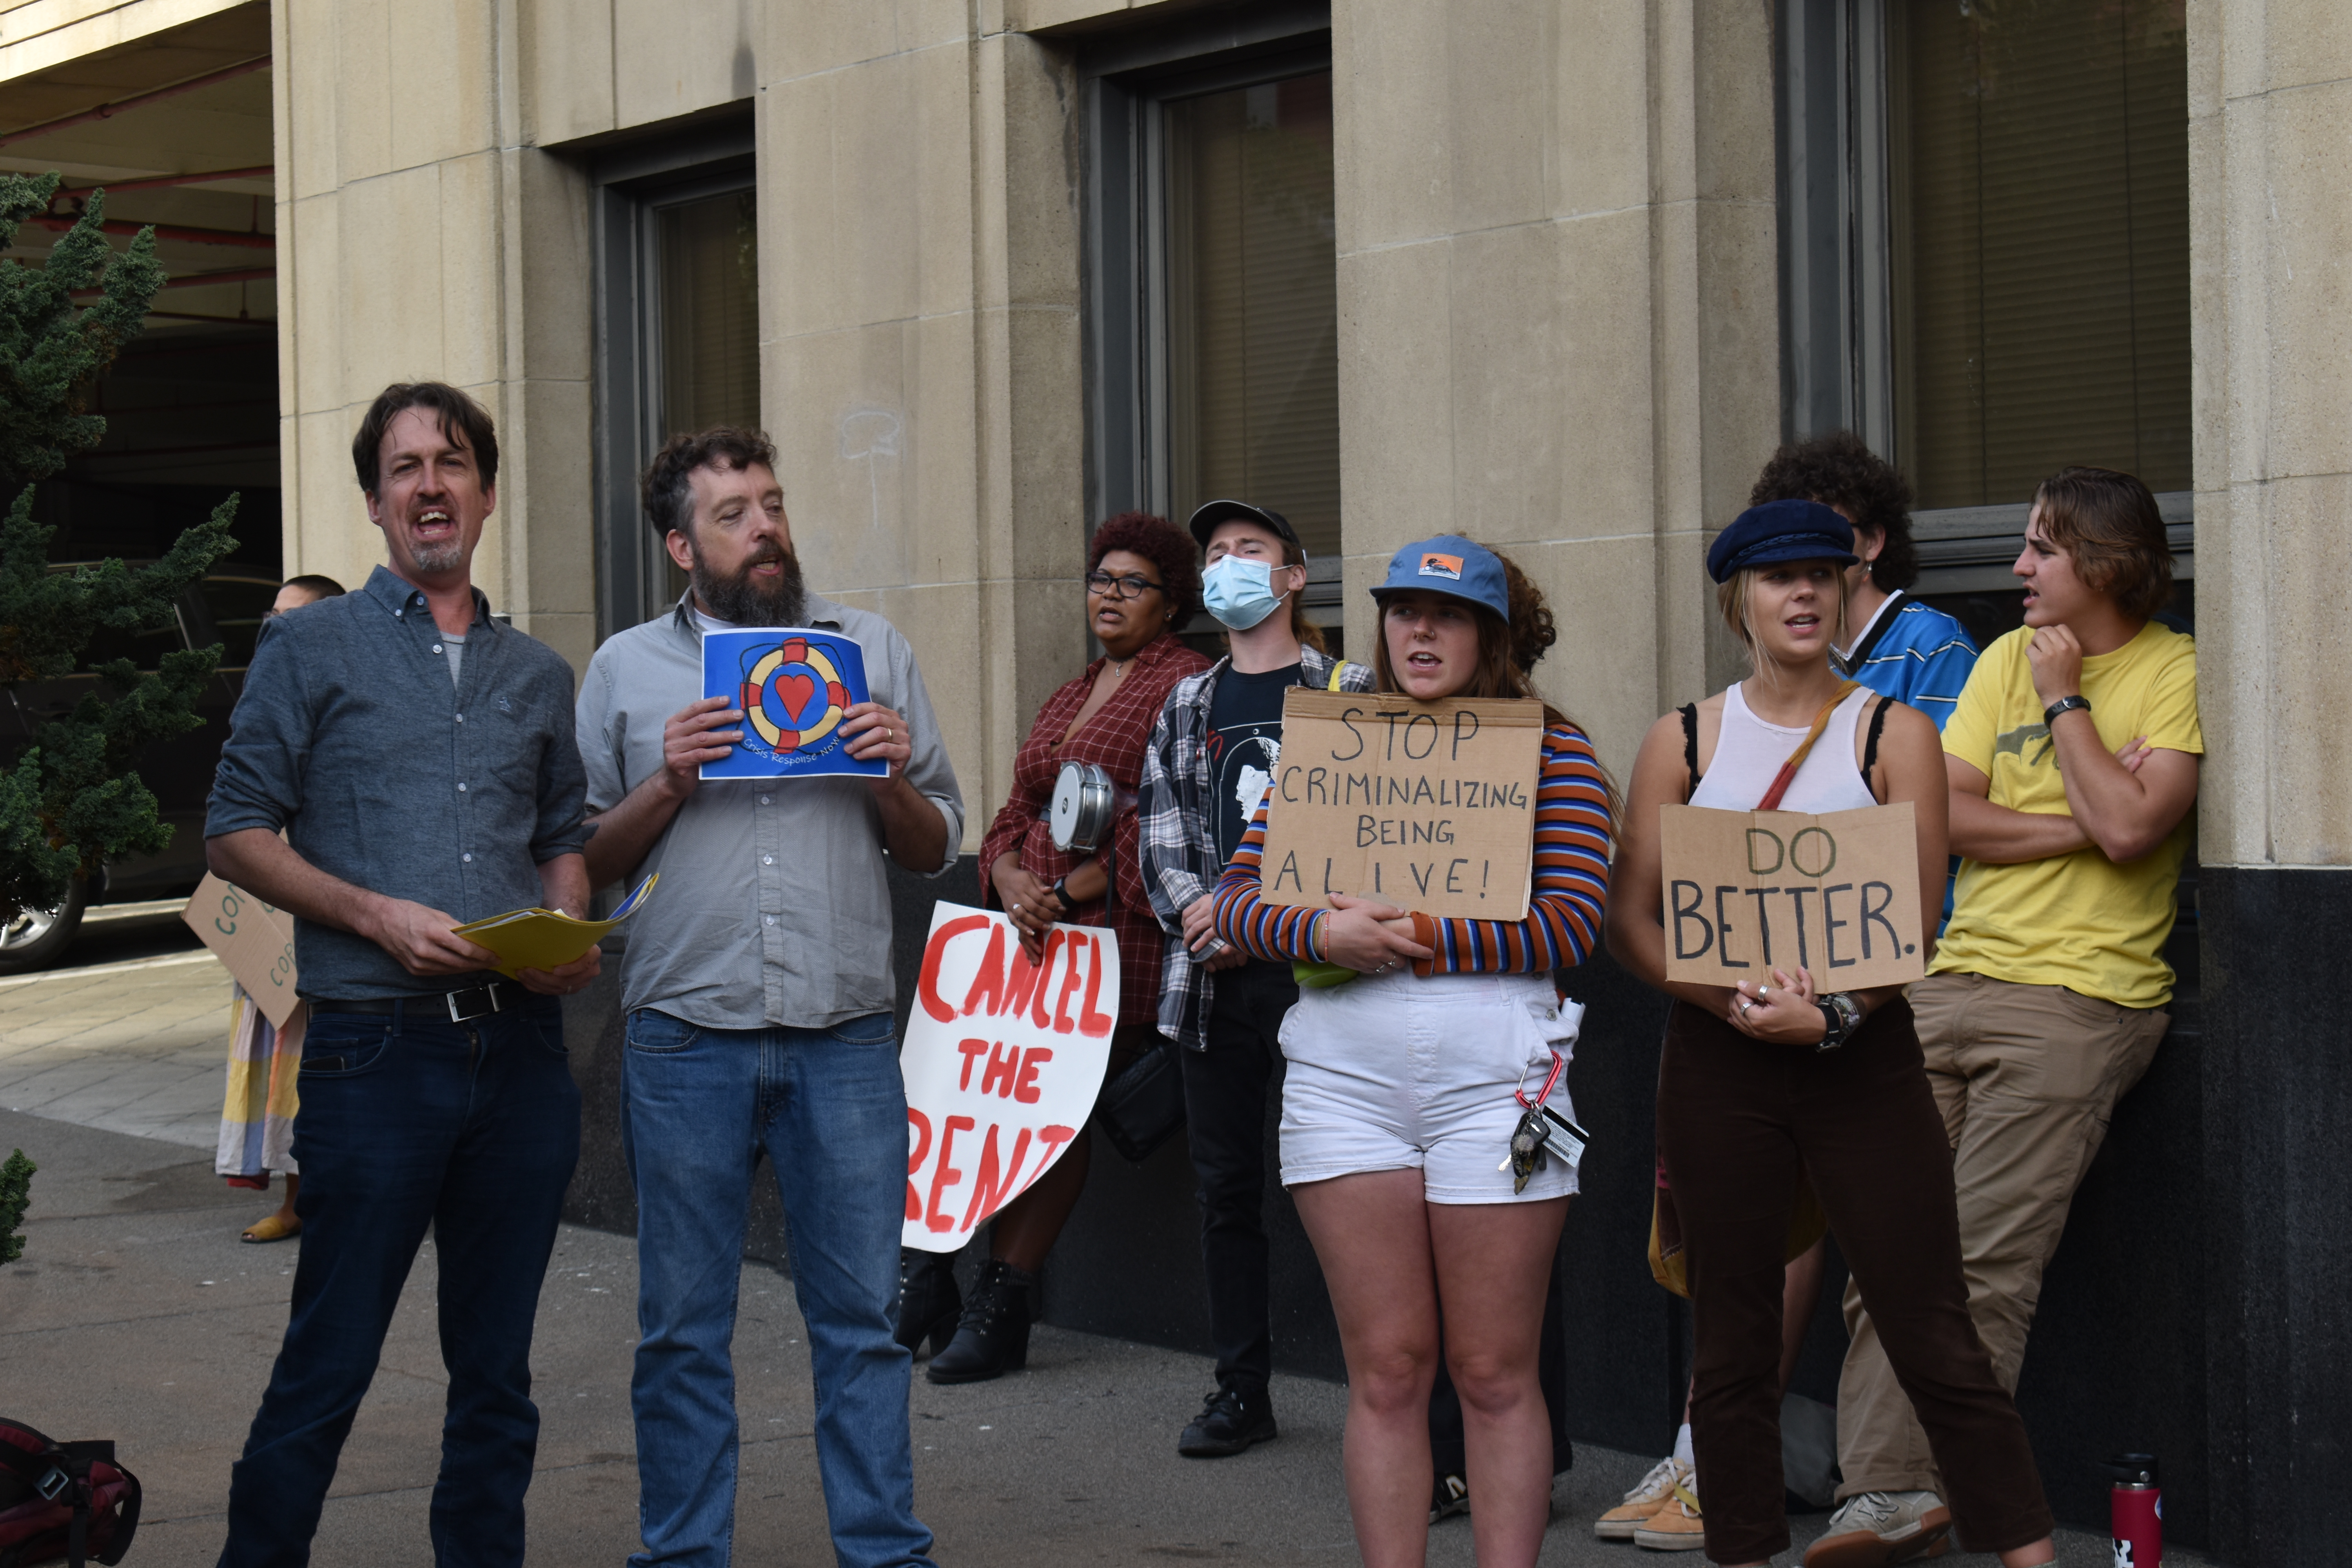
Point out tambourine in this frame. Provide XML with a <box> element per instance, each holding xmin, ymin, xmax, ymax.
<box><xmin>1048</xmin><ymin>761</ymin><xmax>1132</xmax><ymax>853</ymax></box>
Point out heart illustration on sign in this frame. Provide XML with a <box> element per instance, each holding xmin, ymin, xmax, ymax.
<box><xmin>773</xmin><ymin>669</ymin><xmax>822</xmax><ymax>730</ymax></box>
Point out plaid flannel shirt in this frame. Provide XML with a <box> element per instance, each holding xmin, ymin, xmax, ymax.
<box><xmin>1139</xmin><ymin>647</ymin><xmax>1372</xmax><ymax>1050</ymax></box>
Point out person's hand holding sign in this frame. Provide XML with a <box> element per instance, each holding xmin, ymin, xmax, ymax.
<box><xmin>1319</xmin><ymin>892</ymin><xmax>1434</xmax><ymax>975</ymax></box>
<box><xmin>657</xmin><ymin>696</ymin><xmax>744</xmax><ymax>800</ymax></box>
<box><xmin>842</xmin><ymin>701</ymin><xmax>914</xmax><ymax>783</ymax></box>
<box><xmin>1727</xmin><ymin>966</ymin><xmax>1826</xmax><ymax>1045</ymax></box>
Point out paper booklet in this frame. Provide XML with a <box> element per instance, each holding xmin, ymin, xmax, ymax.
<box><xmin>451</xmin><ymin>873</ymin><xmax>659</xmax><ymax>980</ymax></box>
<box><xmin>699</xmin><ymin>626</ymin><xmax>888</xmax><ymax>781</ymax></box>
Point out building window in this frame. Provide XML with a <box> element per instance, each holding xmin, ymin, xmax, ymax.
<box><xmin>585</xmin><ymin>113</ymin><xmax>759</xmax><ymax>638</ymax></box>
<box><xmin>1084</xmin><ymin>12</ymin><xmax>1338</xmax><ymax>634</ymax></box>
<box><xmin>1778</xmin><ymin>0</ymin><xmax>2192</xmax><ymax>638</ymax></box>
<box><xmin>1889</xmin><ymin>0</ymin><xmax>2190</xmax><ymax>511</ymax></box>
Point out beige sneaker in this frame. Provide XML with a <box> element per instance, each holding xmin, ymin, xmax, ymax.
<box><xmin>1594</xmin><ymin>1455</ymin><xmax>1690</xmax><ymax>1540</ymax></box>
<box><xmin>1632</xmin><ymin>1477</ymin><xmax>1708</xmax><ymax>1552</ymax></box>
<box><xmin>1803</xmin><ymin>1490</ymin><xmax>1952</xmax><ymax>1567</ymax></box>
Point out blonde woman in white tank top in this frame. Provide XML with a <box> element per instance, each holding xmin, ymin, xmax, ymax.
<box><xmin>1604</xmin><ymin>501</ymin><xmax>2056</xmax><ymax>1568</ymax></box>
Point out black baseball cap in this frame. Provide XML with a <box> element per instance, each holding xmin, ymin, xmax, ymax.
<box><xmin>1186</xmin><ymin>499</ymin><xmax>1302</xmax><ymax>552</ymax></box>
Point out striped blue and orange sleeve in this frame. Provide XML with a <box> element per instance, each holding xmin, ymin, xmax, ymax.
<box><xmin>1210</xmin><ymin>725</ymin><xmax>1615</xmax><ymax>975</ymax></box>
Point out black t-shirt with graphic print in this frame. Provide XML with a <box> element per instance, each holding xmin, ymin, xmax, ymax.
<box><xmin>1205</xmin><ymin>662</ymin><xmax>1301</xmax><ymax>872</ymax></box>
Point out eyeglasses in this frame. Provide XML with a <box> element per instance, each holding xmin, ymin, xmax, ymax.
<box><xmin>1085</xmin><ymin>570</ymin><xmax>1162</xmax><ymax>601</ymax></box>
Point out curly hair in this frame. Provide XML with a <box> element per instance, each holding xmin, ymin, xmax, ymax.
<box><xmin>642</xmin><ymin>427</ymin><xmax>777</xmax><ymax>538</ymax></box>
<box><xmin>1089</xmin><ymin>511</ymin><xmax>1202</xmax><ymax>629</ymax></box>
<box><xmin>1749</xmin><ymin>430</ymin><xmax>1918</xmax><ymax>592</ymax></box>
<box><xmin>2032</xmin><ymin>466</ymin><xmax>2175</xmax><ymax>620</ymax></box>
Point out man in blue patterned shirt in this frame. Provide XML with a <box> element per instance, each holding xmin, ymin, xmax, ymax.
<box><xmin>1751</xmin><ymin>429</ymin><xmax>1980</xmax><ymax>725</ymax></box>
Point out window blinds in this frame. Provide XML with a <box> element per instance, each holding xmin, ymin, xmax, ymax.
<box><xmin>1164</xmin><ymin>73</ymin><xmax>1341</xmax><ymax>560</ymax></box>
<box><xmin>1891</xmin><ymin>0</ymin><xmax>2189</xmax><ymax>510</ymax></box>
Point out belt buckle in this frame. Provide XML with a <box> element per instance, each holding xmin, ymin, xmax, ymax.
<box><xmin>445</xmin><ymin>983</ymin><xmax>501</xmax><ymax>1024</ymax></box>
<box><xmin>34</xmin><ymin>1465</ymin><xmax>69</xmax><ymax>1502</ymax></box>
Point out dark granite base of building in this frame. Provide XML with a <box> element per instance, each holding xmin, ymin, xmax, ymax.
<box><xmin>556</xmin><ymin>853</ymin><xmax>2299</xmax><ymax>1558</ymax></box>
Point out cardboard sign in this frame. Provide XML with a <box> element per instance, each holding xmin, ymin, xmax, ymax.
<box><xmin>1657</xmin><ymin>803</ymin><xmax>1926</xmax><ymax>989</ymax></box>
<box><xmin>900</xmin><ymin>903</ymin><xmax>1119</xmax><ymax>1253</ymax></box>
<box><xmin>1254</xmin><ymin>690</ymin><xmax>1546</xmax><ymax>921</ymax></box>
<box><xmin>699</xmin><ymin>626</ymin><xmax>887</xmax><ymax>781</ymax></box>
<box><xmin>181</xmin><ymin>874</ymin><xmax>300</xmax><ymax>1027</ymax></box>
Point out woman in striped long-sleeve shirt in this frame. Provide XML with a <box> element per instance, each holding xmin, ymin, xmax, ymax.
<box><xmin>1212</xmin><ymin>536</ymin><xmax>1613</xmax><ymax>1568</ymax></box>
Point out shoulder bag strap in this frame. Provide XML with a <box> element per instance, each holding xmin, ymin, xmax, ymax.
<box><xmin>1754</xmin><ymin>681</ymin><xmax>1862</xmax><ymax>811</ymax></box>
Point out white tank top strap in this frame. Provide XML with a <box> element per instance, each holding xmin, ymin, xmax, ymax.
<box><xmin>1687</xmin><ymin>682</ymin><xmax>1879</xmax><ymax>814</ymax></box>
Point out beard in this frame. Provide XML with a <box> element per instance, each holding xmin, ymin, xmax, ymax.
<box><xmin>410</xmin><ymin>535</ymin><xmax>465</xmax><ymax>575</ymax></box>
<box><xmin>693</xmin><ymin>538</ymin><xmax>808</xmax><ymax>626</ymax></box>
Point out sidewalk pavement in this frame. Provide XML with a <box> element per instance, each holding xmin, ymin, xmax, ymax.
<box><xmin>0</xmin><ymin>942</ymin><xmax>2204</xmax><ymax>1567</ymax></box>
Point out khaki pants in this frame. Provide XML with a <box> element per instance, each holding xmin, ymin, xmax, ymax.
<box><xmin>1834</xmin><ymin>971</ymin><xmax>2168</xmax><ymax>1500</ymax></box>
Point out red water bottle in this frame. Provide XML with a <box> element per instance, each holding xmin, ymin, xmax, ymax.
<box><xmin>2103</xmin><ymin>1453</ymin><xmax>2161</xmax><ymax>1567</ymax></box>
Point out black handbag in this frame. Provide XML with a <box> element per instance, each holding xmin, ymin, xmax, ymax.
<box><xmin>1093</xmin><ymin>1038</ymin><xmax>1187</xmax><ymax>1163</ymax></box>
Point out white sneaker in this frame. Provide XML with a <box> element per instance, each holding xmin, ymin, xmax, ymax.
<box><xmin>1594</xmin><ymin>1454</ymin><xmax>1690</xmax><ymax>1540</ymax></box>
<box><xmin>1803</xmin><ymin>1490</ymin><xmax>1952</xmax><ymax>1567</ymax></box>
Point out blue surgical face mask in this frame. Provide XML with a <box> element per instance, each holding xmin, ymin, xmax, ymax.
<box><xmin>1201</xmin><ymin>555</ymin><xmax>1287</xmax><ymax>630</ymax></box>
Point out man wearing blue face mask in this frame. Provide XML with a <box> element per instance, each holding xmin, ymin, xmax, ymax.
<box><xmin>1140</xmin><ymin>500</ymin><xmax>1371</xmax><ymax>1458</ymax></box>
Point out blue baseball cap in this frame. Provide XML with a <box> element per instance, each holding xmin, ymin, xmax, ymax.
<box><xmin>1706</xmin><ymin>499</ymin><xmax>1858</xmax><ymax>583</ymax></box>
<box><xmin>1371</xmin><ymin>535</ymin><xmax>1510</xmax><ymax>621</ymax></box>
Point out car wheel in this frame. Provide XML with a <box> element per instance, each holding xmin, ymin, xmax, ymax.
<box><xmin>0</xmin><ymin>877</ymin><xmax>88</xmax><ymax>974</ymax></box>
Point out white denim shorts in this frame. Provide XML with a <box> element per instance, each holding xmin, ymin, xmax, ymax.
<box><xmin>1276</xmin><ymin>968</ymin><xmax>1584</xmax><ymax>1203</ymax></box>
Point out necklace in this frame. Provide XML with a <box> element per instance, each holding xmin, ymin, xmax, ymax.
<box><xmin>1104</xmin><ymin>653</ymin><xmax>1134</xmax><ymax>677</ymax></box>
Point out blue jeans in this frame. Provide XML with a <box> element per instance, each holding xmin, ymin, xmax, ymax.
<box><xmin>622</xmin><ymin>1008</ymin><xmax>936</xmax><ymax>1568</ymax></box>
<box><xmin>218</xmin><ymin>995</ymin><xmax>581</xmax><ymax>1568</ymax></box>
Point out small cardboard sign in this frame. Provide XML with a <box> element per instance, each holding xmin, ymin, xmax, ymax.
<box><xmin>900</xmin><ymin>903</ymin><xmax>1119</xmax><ymax>1253</ymax></box>
<box><xmin>1254</xmin><ymin>690</ymin><xmax>1545</xmax><ymax>921</ymax></box>
<box><xmin>699</xmin><ymin>626</ymin><xmax>887</xmax><ymax>781</ymax></box>
<box><xmin>1657</xmin><ymin>803</ymin><xmax>1926</xmax><ymax>988</ymax></box>
<box><xmin>181</xmin><ymin>874</ymin><xmax>300</xmax><ymax>1027</ymax></box>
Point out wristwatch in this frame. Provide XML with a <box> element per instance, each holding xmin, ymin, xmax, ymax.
<box><xmin>1048</xmin><ymin>877</ymin><xmax>1074</xmax><ymax>915</ymax></box>
<box><xmin>1815</xmin><ymin>991</ymin><xmax>1864</xmax><ymax>1052</ymax></box>
<box><xmin>2043</xmin><ymin>694</ymin><xmax>2093</xmax><ymax>727</ymax></box>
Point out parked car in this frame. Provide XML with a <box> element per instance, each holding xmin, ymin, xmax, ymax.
<box><xmin>0</xmin><ymin>569</ymin><xmax>278</xmax><ymax>972</ymax></box>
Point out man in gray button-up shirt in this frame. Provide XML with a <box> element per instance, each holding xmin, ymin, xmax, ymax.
<box><xmin>576</xmin><ymin>428</ymin><xmax>958</xmax><ymax>1568</ymax></box>
<box><xmin>204</xmin><ymin>383</ymin><xmax>597</xmax><ymax>1568</ymax></box>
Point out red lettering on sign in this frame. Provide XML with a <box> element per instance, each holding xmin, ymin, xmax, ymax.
<box><xmin>1079</xmin><ymin>933</ymin><xmax>1114</xmax><ymax>1037</ymax></box>
<box><xmin>1029</xmin><ymin>930</ymin><xmax>1066</xmax><ymax>1029</ymax></box>
<box><xmin>959</xmin><ymin>1123</ymin><xmax>1036</xmax><ymax>1230</ymax></box>
<box><xmin>1014</xmin><ymin>1046</ymin><xmax>1053</xmax><ymax>1104</ymax></box>
<box><xmin>1052</xmin><ymin>938</ymin><xmax>1087</xmax><ymax>1034</ymax></box>
<box><xmin>955</xmin><ymin>1038</ymin><xmax>989</xmax><ymax>1091</ymax></box>
<box><xmin>926</xmin><ymin>1114</ymin><xmax>975</xmax><ymax>1231</ymax></box>
<box><xmin>905</xmin><ymin>1109</ymin><xmax>933</xmax><ymax>1221</ymax></box>
<box><xmin>958</xmin><ymin>923</ymin><xmax>1009</xmax><ymax>1016</ymax></box>
<box><xmin>1022</xmin><ymin>1125</ymin><xmax>1079</xmax><ymax>1196</ymax></box>
<box><xmin>917</xmin><ymin>915</ymin><xmax>992</xmax><ymax>1022</ymax></box>
<box><xmin>981</xmin><ymin>1041</ymin><xmax>1020</xmax><ymax>1099</ymax></box>
<box><xmin>1005</xmin><ymin>937</ymin><xmax>1048</xmax><ymax>1018</ymax></box>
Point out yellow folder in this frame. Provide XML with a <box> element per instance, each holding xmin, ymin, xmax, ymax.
<box><xmin>451</xmin><ymin>874</ymin><xmax>658</xmax><ymax>980</ymax></box>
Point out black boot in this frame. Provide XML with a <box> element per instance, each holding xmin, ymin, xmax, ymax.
<box><xmin>924</xmin><ymin>1257</ymin><xmax>1034</xmax><ymax>1384</ymax></box>
<box><xmin>895</xmin><ymin>1248</ymin><xmax>962</xmax><ymax>1358</ymax></box>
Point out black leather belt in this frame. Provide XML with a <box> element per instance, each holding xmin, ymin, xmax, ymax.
<box><xmin>310</xmin><ymin>979</ymin><xmax>525</xmax><ymax>1024</ymax></box>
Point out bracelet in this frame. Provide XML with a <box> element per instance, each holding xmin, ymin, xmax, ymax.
<box><xmin>2043</xmin><ymin>694</ymin><xmax>2092</xmax><ymax>727</ymax></box>
<box><xmin>1049</xmin><ymin>877</ymin><xmax>1073</xmax><ymax>913</ymax></box>
<box><xmin>1312</xmin><ymin>911</ymin><xmax>1330</xmax><ymax>964</ymax></box>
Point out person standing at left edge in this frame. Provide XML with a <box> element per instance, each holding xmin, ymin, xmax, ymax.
<box><xmin>206</xmin><ymin>383</ymin><xmax>600</xmax><ymax>1568</ymax></box>
<box><xmin>577</xmin><ymin>428</ymin><xmax>960</xmax><ymax>1568</ymax></box>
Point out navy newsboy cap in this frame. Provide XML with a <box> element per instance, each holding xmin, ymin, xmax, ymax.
<box><xmin>1706</xmin><ymin>499</ymin><xmax>1859</xmax><ymax>583</ymax></box>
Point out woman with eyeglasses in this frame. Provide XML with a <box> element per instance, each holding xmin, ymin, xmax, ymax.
<box><xmin>895</xmin><ymin>511</ymin><xmax>1212</xmax><ymax>1383</ymax></box>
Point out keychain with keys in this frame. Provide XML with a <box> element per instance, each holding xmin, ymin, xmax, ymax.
<box><xmin>1501</xmin><ymin>1050</ymin><xmax>1569</xmax><ymax>1195</ymax></box>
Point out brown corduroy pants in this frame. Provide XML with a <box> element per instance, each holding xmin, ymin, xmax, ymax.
<box><xmin>1656</xmin><ymin>998</ymin><xmax>2053</xmax><ymax>1564</ymax></box>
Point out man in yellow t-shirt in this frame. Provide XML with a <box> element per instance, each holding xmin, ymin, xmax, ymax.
<box><xmin>1811</xmin><ymin>467</ymin><xmax>2203</xmax><ymax>1568</ymax></box>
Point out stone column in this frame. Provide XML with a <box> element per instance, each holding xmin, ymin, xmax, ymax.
<box><xmin>274</xmin><ymin>0</ymin><xmax>596</xmax><ymax>669</ymax></box>
<box><xmin>2192</xmin><ymin>1</ymin><xmax>2352</xmax><ymax>1562</ymax></box>
<box><xmin>1330</xmin><ymin>0</ymin><xmax>1780</xmax><ymax>772</ymax></box>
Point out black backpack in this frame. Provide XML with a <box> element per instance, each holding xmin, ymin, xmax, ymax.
<box><xmin>0</xmin><ymin>1421</ymin><xmax>140</xmax><ymax>1568</ymax></box>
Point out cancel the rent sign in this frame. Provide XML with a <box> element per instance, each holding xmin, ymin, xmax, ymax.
<box><xmin>1256</xmin><ymin>690</ymin><xmax>1545</xmax><ymax>922</ymax></box>
<box><xmin>1657</xmin><ymin>803</ymin><xmax>1926</xmax><ymax>989</ymax></box>
<box><xmin>901</xmin><ymin>903</ymin><xmax>1118</xmax><ymax>1253</ymax></box>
